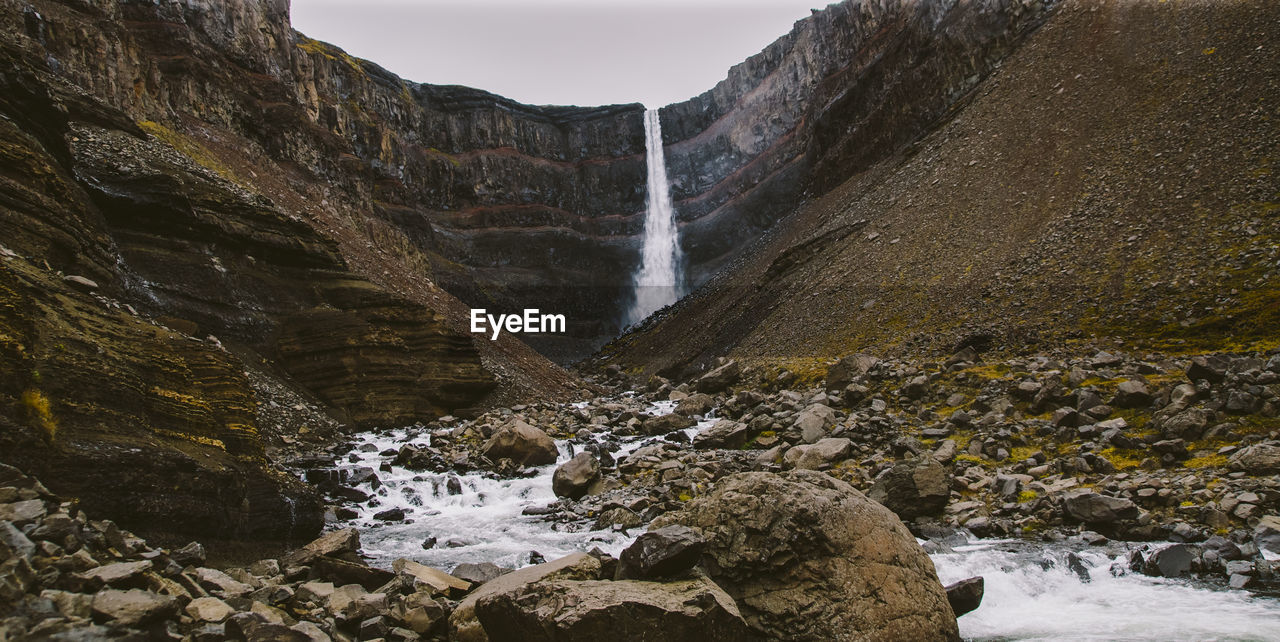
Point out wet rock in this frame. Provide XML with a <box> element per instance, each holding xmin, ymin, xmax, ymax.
<box><xmin>1063</xmin><ymin>491</ymin><xmax>1139</xmax><ymax>524</ymax></box>
<box><xmin>373</xmin><ymin>507</ymin><xmax>406</xmax><ymax>521</ymax></box>
<box><xmin>474</xmin><ymin>576</ymin><xmax>753</xmax><ymax>641</ymax></box>
<box><xmin>867</xmin><ymin>457</ymin><xmax>951</xmax><ymax>521</ymax></box>
<box><xmin>552</xmin><ymin>452</ymin><xmax>601</xmax><ymax>500</ymax></box>
<box><xmin>480</xmin><ymin>419</ymin><xmax>558</xmax><ymax>467</ymax></box>
<box><xmin>653</xmin><ymin>470</ymin><xmax>958</xmax><ymax>641</ymax></box>
<box><xmin>617</xmin><ymin>525</ymin><xmax>705</xmax><ymax>580</ymax></box>
<box><xmin>1145</xmin><ymin>544</ymin><xmax>1196</xmax><ymax>578</ymax></box>
<box><xmin>642</xmin><ymin>412</ymin><xmax>697</xmax><ymax>435</ymax></box>
<box><xmin>944</xmin><ymin>577</ymin><xmax>984</xmax><ymax>617</ymax></box>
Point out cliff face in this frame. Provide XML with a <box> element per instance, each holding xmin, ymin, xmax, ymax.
<box><xmin>661</xmin><ymin>0</ymin><xmax>1058</xmax><ymax>284</ymax></box>
<box><xmin>600</xmin><ymin>0</ymin><xmax>1280</xmax><ymax>379</ymax></box>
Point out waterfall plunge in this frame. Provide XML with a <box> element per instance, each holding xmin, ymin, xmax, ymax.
<box><xmin>626</xmin><ymin>108</ymin><xmax>684</xmax><ymax>327</ymax></box>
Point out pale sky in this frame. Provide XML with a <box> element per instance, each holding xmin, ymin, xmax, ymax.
<box><xmin>290</xmin><ymin>0</ymin><xmax>828</xmax><ymax>108</ymax></box>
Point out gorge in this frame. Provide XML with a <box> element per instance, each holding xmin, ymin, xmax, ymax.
<box><xmin>1</xmin><ymin>0</ymin><xmax>1279</xmax><ymax>640</ymax></box>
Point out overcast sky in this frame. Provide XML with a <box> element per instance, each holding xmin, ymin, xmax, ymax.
<box><xmin>290</xmin><ymin>0</ymin><xmax>827</xmax><ymax>108</ymax></box>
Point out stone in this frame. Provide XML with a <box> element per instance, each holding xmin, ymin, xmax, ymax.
<box><xmin>826</xmin><ymin>353</ymin><xmax>879</xmax><ymax>390</ymax></box>
<box><xmin>450</xmin><ymin>552</ymin><xmax>602</xmax><ymax>642</ymax></box>
<box><xmin>393</xmin><ymin>558</ymin><xmax>471</xmax><ymax>597</ymax></box>
<box><xmin>75</xmin><ymin>560</ymin><xmax>152</xmax><ymax>589</ymax></box>
<box><xmin>783</xmin><ymin>437</ymin><xmax>853</xmax><ymax>470</ymax></box>
<box><xmin>1254</xmin><ymin>515</ymin><xmax>1280</xmax><ymax>555</ymax></box>
<box><xmin>1112</xmin><ymin>379</ymin><xmax>1152</xmax><ymax>408</ymax></box>
<box><xmin>641</xmin><ymin>413</ymin><xmax>697</xmax><ymax>435</ymax></box>
<box><xmin>1228</xmin><ymin>444</ymin><xmax>1280</xmax><ymax>475</ymax></box>
<box><xmin>552</xmin><ymin>452</ymin><xmax>601</xmax><ymax>500</ymax></box>
<box><xmin>0</xmin><ymin>521</ymin><xmax>36</xmax><ymax>561</ymax></box>
<box><xmin>653</xmin><ymin>470</ymin><xmax>959</xmax><ymax>641</ymax></box>
<box><xmin>373</xmin><ymin>507</ymin><xmax>406</xmax><ymax>521</ymax></box>
<box><xmin>186</xmin><ymin>596</ymin><xmax>236</xmax><ymax>622</ymax></box>
<box><xmin>1063</xmin><ymin>491</ymin><xmax>1139</xmax><ymax>524</ymax></box>
<box><xmin>451</xmin><ymin>562</ymin><xmax>510</xmax><ymax>585</ymax></box>
<box><xmin>617</xmin><ymin>525</ymin><xmax>705</xmax><ymax>580</ymax></box>
<box><xmin>1145</xmin><ymin>544</ymin><xmax>1196</xmax><ymax>578</ymax></box>
<box><xmin>480</xmin><ymin>420</ymin><xmax>558</xmax><ymax>467</ymax></box>
<box><xmin>1187</xmin><ymin>355</ymin><xmax>1229</xmax><ymax>383</ymax></box>
<box><xmin>473</xmin><ymin>576</ymin><xmax>752</xmax><ymax>641</ymax></box>
<box><xmin>172</xmin><ymin>541</ymin><xmax>207</xmax><ymax>567</ymax></box>
<box><xmin>295</xmin><ymin>581</ymin><xmax>335</xmax><ymax>604</ymax></box>
<box><xmin>692</xmin><ymin>419</ymin><xmax>752</xmax><ymax>449</ymax></box>
<box><xmin>0</xmin><ymin>499</ymin><xmax>45</xmax><ymax>524</ymax></box>
<box><xmin>194</xmin><ymin>567</ymin><xmax>253</xmax><ymax>597</ymax></box>
<box><xmin>795</xmin><ymin>403</ymin><xmax>837</xmax><ymax>443</ymax></box>
<box><xmin>675</xmin><ymin>393</ymin><xmax>715</xmax><ymax>417</ymax></box>
<box><xmin>944</xmin><ymin>577</ymin><xmax>984</xmax><ymax>617</ymax></box>
<box><xmin>90</xmin><ymin>588</ymin><xmax>179</xmax><ymax>626</ymax></box>
<box><xmin>696</xmin><ymin>360</ymin><xmax>742</xmax><ymax>393</ymax></box>
<box><xmin>867</xmin><ymin>457</ymin><xmax>952</xmax><ymax>521</ymax></box>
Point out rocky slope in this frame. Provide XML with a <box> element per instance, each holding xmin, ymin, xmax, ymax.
<box><xmin>600</xmin><ymin>0</ymin><xmax>1280</xmax><ymax>380</ymax></box>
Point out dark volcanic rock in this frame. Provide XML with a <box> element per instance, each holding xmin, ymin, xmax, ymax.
<box><xmin>868</xmin><ymin>457</ymin><xmax>952</xmax><ymax>521</ymax></box>
<box><xmin>944</xmin><ymin>577</ymin><xmax>984</xmax><ymax>617</ymax></box>
<box><xmin>552</xmin><ymin>452</ymin><xmax>601</xmax><ymax>500</ymax></box>
<box><xmin>617</xmin><ymin>525</ymin><xmax>706</xmax><ymax>580</ymax></box>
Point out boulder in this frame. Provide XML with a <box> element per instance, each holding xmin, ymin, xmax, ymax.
<box><xmin>480</xmin><ymin>420</ymin><xmax>558</xmax><ymax>467</ymax></box>
<box><xmin>617</xmin><ymin>525</ymin><xmax>705</xmax><ymax>580</ymax></box>
<box><xmin>826</xmin><ymin>353</ymin><xmax>879</xmax><ymax>390</ymax></box>
<box><xmin>944</xmin><ymin>577</ymin><xmax>984</xmax><ymax>617</ymax></box>
<box><xmin>696</xmin><ymin>360</ymin><xmax>741</xmax><ymax>393</ymax></box>
<box><xmin>692</xmin><ymin>420</ymin><xmax>752</xmax><ymax>449</ymax></box>
<box><xmin>393</xmin><ymin>559</ymin><xmax>471</xmax><ymax>597</ymax></box>
<box><xmin>675</xmin><ymin>393</ymin><xmax>715</xmax><ymax>417</ymax></box>
<box><xmin>91</xmin><ymin>588</ymin><xmax>179</xmax><ymax>626</ymax></box>
<box><xmin>1144</xmin><ymin>544</ymin><xmax>1196</xmax><ymax>578</ymax></box>
<box><xmin>795</xmin><ymin>403</ymin><xmax>837</xmax><ymax>443</ymax></box>
<box><xmin>641</xmin><ymin>413</ymin><xmax>696</xmax><ymax>436</ymax></box>
<box><xmin>867</xmin><ymin>457</ymin><xmax>951</xmax><ymax>521</ymax></box>
<box><xmin>186</xmin><ymin>596</ymin><xmax>235</xmax><ymax>623</ymax></box>
<box><xmin>284</xmin><ymin>527</ymin><xmax>360</xmax><ymax>566</ymax></box>
<box><xmin>1063</xmin><ymin>491</ymin><xmax>1139</xmax><ymax>523</ymax></box>
<box><xmin>653</xmin><ymin>470</ymin><xmax>959</xmax><ymax>641</ymax></box>
<box><xmin>552</xmin><ymin>452</ymin><xmax>601</xmax><ymax>500</ymax></box>
<box><xmin>451</xmin><ymin>562</ymin><xmax>510</xmax><ymax>586</ymax></box>
<box><xmin>473</xmin><ymin>576</ymin><xmax>752</xmax><ymax>641</ymax></box>
<box><xmin>1112</xmin><ymin>380</ymin><xmax>1152</xmax><ymax>408</ymax></box>
<box><xmin>450</xmin><ymin>552</ymin><xmax>601</xmax><ymax>642</ymax></box>
<box><xmin>1187</xmin><ymin>355</ymin><xmax>1229</xmax><ymax>383</ymax></box>
<box><xmin>1253</xmin><ymin>515</ymin><xmax>1280</xmax><ymax>556</ymax></box>
<box><xmin>1228</xmin><ymin>444</ymin><xmax>1280</xmax><ymax>475</ymax></box>
<box><xmin>783</xmin><ymin>438</ymin><xmax>852</xmax><ymax>470</ymax></box>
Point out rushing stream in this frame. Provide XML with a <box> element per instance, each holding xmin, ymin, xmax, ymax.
<box><xmin>331</xmin><ymin>406</ymin><xmax>1280</xmax><ymax>642</ymax></box>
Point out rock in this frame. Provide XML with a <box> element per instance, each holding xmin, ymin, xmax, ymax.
<box><xmin>552</xmin><ymin>452</ymin><xmax>601</xmax><ymax>500</ymax></box>
<box><xmin>617</xmin><ymin>525</ymin><xmax>705</xmax><ymax>580</ymax></box>
<box><xmin>1145</xmin><ymin>544</ymin><xmax>1196</xmax><ymax>578</ymax></box>
<box><xmin>1228</xmin><ymin>444</ymin><xmax>1280</xmax><ymax>475</ymax></box>
<box><xmin>675</xmin><ymin>393</ymin><xmax>715</xmax><ymax>416</ymax></box>
<box><xmin>285</xmin><ymin>527</ymin><xmax>360</xmax><ymax>566</ymax></box>
<box><xmin>1187</xmin><ymin>355</ymin><xmax>1229</xmax><ymax>383</ymax></box>
<box><xmin>0</xmin><ymin>521</ymin><xmax>36</xmax><ymax>561</ymax></box>
<box><xmin>0</xmin><ymin>499</ymin><xmax>45</xmax><ymax>524</ymax></box>
<box><xmin>1063</xmin><ymin>491</ymin><xmax>1139</xmax><ymax>524</ymax></box>
<box><xmin>782</xmin><ymin>437</ymin><xmax>852</xmax><ymax>470</ymax></box>
<box><xmin>91</xmin><ymin>588</ymin><xmax>179</xmax><ymax>626</ymax></box>
<box><xmin>653</xmin><ymin>470</ymin><xmax>959</xmax><ymax>641</ymax></box>
<box><xmin>480</xmin><ymin>419</ymin><xmax>558</xmax><ymax>467</ymax></box>
<box><xmin>186</xmin><ymin>596</ymin><xmax>236</xmax><ymax>622</ymax></box>
<box><xmin>451</xmin><ymin>562</ymin><xmax>510</xmax><ymax>585</ymax></box>
<box><xmin>194</xmin><ymin>567</ymin><xmax>253</xmax><ymax>597</ymax></box>
<box><xmin>692</xmin><ymin>419</ymin><xmax>751</xmax><ymax>449</ymax></box>
<box><xmin>450</xmin><ymin>552</ymin><xmax>602</xmax><ymax>641</ymax></box>
<box><xmin>392</xmin><ymin>558</ymin><xmax>471</xmax><ymax>597</ymax></box>
<box><xmin>944</xmin><ymin>577</ymin><xmax>984</xmax><ymax>617</ymax></box>
<box><xmin>373</xmin><ymin>507</ymin><xmax>406</xmax><ymax>521</ymax></box>
<box><xmin>393</xmin><ymin>591</ymin><xmax>448</xmax><ymax>635</ymax></box>
<box><xmin>795</xmin><ymin>403</ymin><xmax>837</xmax><ymax>443</ymax></box>
<box><xmin>903</xmin><ymin>375</ymin><xmax>930</xmax><ymax>399</ymax></box>
<box><xmin>867</xmin><ymin>457</ymin><xmax>951</xmax><ymax>521</ymax></box>
<box><xmin>642</xmin><ymin>413</ymin><xmax>697</xmax><ymax>435</ymax></box>
<box><xmin>76</xmin><ymin>560</ymin><xmax>152</xmax><ymax>589</ymax></box>
<box><xmin>172</xmin><ymin>541</ymin><xmax>208</xmax><ymax>567</ymax></box>
<box><xmin>593</xmin><ymin>507</ymin><xmax>645</xmax><ymax>531</ymax></box>
<box><xmin>1112</xmin><ymin>379</ymin><xmax>1152</xmax><ymax>408</ymax></box>
<box><xmin>295</xmin><ymin>581</ymin><xmax>335</xmax><ymax>605</ymax></box>
<box><xmin>826</xmin><ymin>353</ymin><xmax>879</xmax><ymax>390</ymax></box>
<box><xmin>473</xmin><ymin>576</ymin><xmax>752</xmax><ymax>641</ymax></box>
<box><xmin>696</xmin><ymin>360</ymin><xmax>741</xmax><ymax>393</ymax></box>
<box><xmin>1254</xmin><ymin>515</ymin><xmax>1280</xmax><ymax>555</ymax></box>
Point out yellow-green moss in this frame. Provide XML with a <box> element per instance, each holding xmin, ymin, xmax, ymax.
<box><xmin>137</xmin><ymin>121</ymin><xmax>242</xmax><ymax>184</ymax></box>
<box><xmin>1097</xmin><ymin>447</ymin><xmax>1143</xmax><ymax>470</ymax></box>
<box><xmin>1183</xmin><ymin>453</ymin><xmax>1228</xmax><ymax>469</ymax></box>
<box><xmin>21</xmin><ymin>388</ymin><xmax>57</xmax><ymax>443</ymax></box>
<box><xmin>1017</xmin><ymin>490</ymin><xmax>1039</xmax><ymax>503</ymax></box>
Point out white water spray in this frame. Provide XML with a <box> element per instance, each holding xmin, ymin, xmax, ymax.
<box><xmin>626</xmin><ymin>108</ymin><xmax>683</xmax><ymax>327</ymax></box>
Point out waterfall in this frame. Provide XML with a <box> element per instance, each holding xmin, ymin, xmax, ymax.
<box><xmin>626</xmin><ymin>108</ymin><xmax>684</xmax><ymax>327</ymax></box>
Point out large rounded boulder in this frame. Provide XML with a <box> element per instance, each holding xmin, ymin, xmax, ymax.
<box><xmin>480</xmin><ymin>419</ymin><xmax>558</xmax><ymax>467</ymax></box>
<box><xmin>653</xmin><ymin>470</ymin><xmax>959</xmax><ymax>641</ymax></box>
